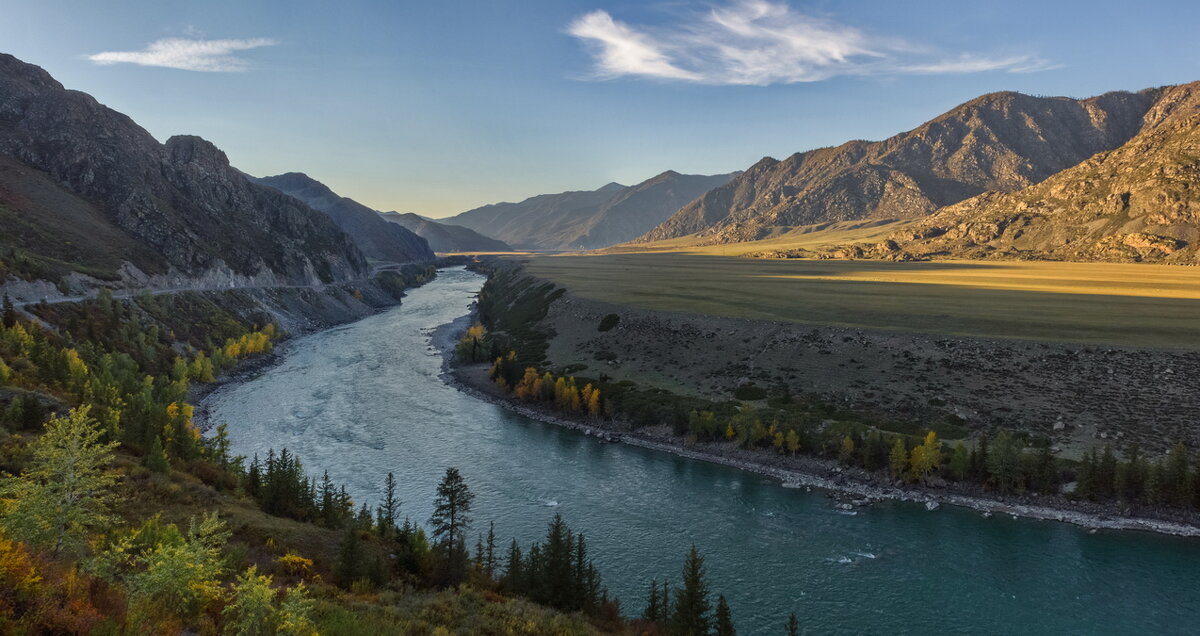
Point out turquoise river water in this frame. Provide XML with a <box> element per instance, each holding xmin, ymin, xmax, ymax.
<box><xmin>205</xmin><ymin>267</ymin><xmax>1200</xmax><ymax>634</ymax></box>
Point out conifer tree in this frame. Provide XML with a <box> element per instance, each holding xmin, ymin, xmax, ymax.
<box><xmin>786</xmin><ymin>612</ymin><xmax>800</xmax><ymax>636</ymax></box>
<box><xmin>671</xmin><ymin>545</ymin><xmax>711</xmax><ymax>636</ymax></box>
<box><xmin>145</xmin><ymin>434</ymin><xmax>170</xmax><ymax>473</ymax></box>
<box><xmin>336</xmin><ymin>526</ymin><xmax>363</xmax><ymax>587</ymax></box>
<box><xmin>714</xmin><ymin>594</ymin><xmax>736</xmax><ymax>636</ymax></box>
<box><xmin>429</xmin><ymin>467</ymin><xmax>474</xmax><ymax>585</ymax></box>
<box><xmin>643</xmin><ymin>579</ymin><xmax>662</xmax><ymax>622</ymax></box>
<box><xmin>376</xmin><ymin>472</ymin><xmax>401</xmax><ymax>538</ymax></box>
<box><xmin>503</xmin><ymin>538</ymin><xmax>523</xmax><ymax>592</ymax></box>
<box><xmin>2</xmin><ymin>293</ymin><xmax>15</xmax><ymax>329</ymax></box>
<box><xmin>485</xmin><ymin>521</ymin><xmax>498</xmax><ymax>579</ymax></box>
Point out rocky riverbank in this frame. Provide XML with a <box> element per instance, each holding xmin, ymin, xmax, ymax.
<box><xmin>436</xmin><ymin>310</ymin><xmax>1200</xmax><ymax>538</ymax></box>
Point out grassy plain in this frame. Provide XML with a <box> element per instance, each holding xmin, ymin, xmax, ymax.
<box><xmin>524</xmin><ymin>253</ymin><xmax>1200</xmax><ymax>349</ymax></box>
<box><xmin>604</xmin><ymin>219</ymin><xmax>910</xmax><ymax>256</ymax></box>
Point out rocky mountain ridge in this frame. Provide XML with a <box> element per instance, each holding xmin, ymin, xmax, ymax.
<box><xmin>446</xmin><ymin>170</ymin><xmax>738</xmax><ymax>250</ymax></box>
<box><xmin>640</xmin><ymin>87</ymin><xmax>1165</xmax><ymax>244</ymax></box>
<box><xmin>0</xmin><ymin>53</ymin><xmax>371</xmax><ymax>286</ymax></box>
<box><xmin>829</xmin><ymin>82</ymin><xmax>1200</xmax><ymax>263</ymax></box>
<box><xmin>377</xmin><ymin>211</ymin><xmax>511</xmax><ymax>253</ymax></box>
<box><xmin>251</xmin><ymin>172</ymin><xmax>434</xmax><ymax>263</ymax></box>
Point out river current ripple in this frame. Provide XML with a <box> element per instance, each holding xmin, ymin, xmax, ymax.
<box><xmin>207</xmin><ymin>267</ymin><xmax>1200</xmax><ymax>634</ymax></box>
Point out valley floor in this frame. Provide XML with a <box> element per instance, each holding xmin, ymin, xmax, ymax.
<box><xmin>442</xmin><ymin>327</ymin><xmax>1200</xmax><ymax>538</ymax></box>
<box><xmin>525</xmin><ymin>259</ymin><xmax>1200</xmax><ymax>455</ymax></box>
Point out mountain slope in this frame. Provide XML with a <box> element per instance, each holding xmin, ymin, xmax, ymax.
<box><xmin>378</xmin><ymin>211</ymin><xmax>512</xmax><ymax>252</ymax></box>
<box><xmin>446</xmin><ymin>171</ymin><xmax>737</xmax><ymax>250</ymax></box>
<box><xmin>253</xmin><ymin>173</ymin><xmax>434</xmax><ymax>263</ymax></box>
<box><xmin>0</xmin><ymin>53</ymin><xmax>368</xmax><ymax>285</ymax></box>
<box><xmin>641</xmin><ymin>89</ymin><xmax>1161</xmax><ymax>243</ymax></box>
<box><xmin>843</xmin><ymin>82</ymin><xmax>1200</xmax><ymax>263</ymax></box>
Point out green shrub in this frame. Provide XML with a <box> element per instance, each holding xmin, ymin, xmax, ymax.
<box><xmin>597</xmin><ymin>313</ymin><xmax>620</xmax><ymax>332</ymax></box>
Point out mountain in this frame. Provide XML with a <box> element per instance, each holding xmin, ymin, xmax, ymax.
<box><xmin>445</xmin><ymin>171</ymin><xmax>738</xmax><ymax>250</ymax></box>
<box><xmin>0</xmin><ymin>53</ymin><xmax>369</xmax><ymax>286</ymax></box>
<box><xmin>378</xmin><ymin>212</ymin><xmax>512</xmax><ymax>252</ymax></box>
<box><xmin>835</xmin><ymin>82</ymin><xmax>1200</xmax><ymax>263</ymax></box>
<box><xmin>640</xmin><ymin>89</ymin><xmax>1162</xmax><ymax>243</ymax></box>
<box><xmin>252</xmin><ymin>173</ymin><xmax>434</xmax><ymax>264</ymax></box>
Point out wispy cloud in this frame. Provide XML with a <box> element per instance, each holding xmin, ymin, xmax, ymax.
<box><xmin>567</xmin><ymin>1</ymin><xmax>1053</xmax><ymax>85</ymax></box>
<box><xmin>88</xmin><ymin>37</ymin><xmax>277</xmax><ymax>72</ymax></box>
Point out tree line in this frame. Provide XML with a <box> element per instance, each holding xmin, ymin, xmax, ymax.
<box><xmin>468</xmin><ymin>322</ymin><xmax>1200</xmax><ymax>515</ymax></box>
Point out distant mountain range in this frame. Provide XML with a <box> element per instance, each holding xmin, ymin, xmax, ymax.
<box><xmin>640</xmin><ymin>89</ymin><xmax>1159</xmax><ymax>244</ymax></box>
<box><xmin>252</xmin><ymin>173</ymin><xmax>434</xmax><ymax>263</ymax></box>
<box><xmin>377</xmin><ymin>212</ymin><xmax>512</xmax><ymax>253</ymax></box>
<box><xmin>0</xmin><ymin>53</ymin><xmax>433</xmax><ymax>291</ymax></box>
<box><xmin>444</xmin><ymin>170</ymin><xmax>737</xmax><ymax>250</ymax></box>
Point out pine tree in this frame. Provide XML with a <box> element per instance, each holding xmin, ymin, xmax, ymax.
<box><xmin>429</xmin><ymin>467</ymin><xmax>475</xmax><ymax>585</ymax></box>
<box><xmin>714</xmin><ymin>594</ymin><xmax>736</xmax><ymax>636</ymax></box>
<box><xmin>503</xmin><ymin>538</ymin><xmax>524</xmax><ymax>593</ymax></box>
<box><xmin>671</xmin><ymin>545</ymin><xmax>711</xmax><ymax>636</ymax></box>
<box><xmin>376</xmin><ymin>472</ymin><xmax>401</xmax><ymax>538</ymax></box>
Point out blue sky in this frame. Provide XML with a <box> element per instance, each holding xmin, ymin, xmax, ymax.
<box><xmin>3</xmin><ymin>0</ymin><xmax>1198</xmax><ymax>217</ymax></box>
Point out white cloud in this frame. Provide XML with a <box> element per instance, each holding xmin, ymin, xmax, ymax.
<box><xmin>88</xmin><ymin>37</ymin><xmax>277</xmax><ymax>72</ymax></box>
<box><xmin>567</xmin><ymin>1</ymin><xmax>1053</xmax><ymax>86</ymax></box>
<box><xmin>568</xmin><ymin>11</ymin><xmax>701</xmax><ymax>81</ymax></box>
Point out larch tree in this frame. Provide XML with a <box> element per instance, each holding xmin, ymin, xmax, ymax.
<box><xmin>0</xmin><ymin>406</ymin><xmax>119</xmax><ymax>555</ymax></box>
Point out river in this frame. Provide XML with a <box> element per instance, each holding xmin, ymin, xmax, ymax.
<box><xmin>205</xmin><ymin>267</ymin><xmax>1200</xmax><ymax>634</ymax></box>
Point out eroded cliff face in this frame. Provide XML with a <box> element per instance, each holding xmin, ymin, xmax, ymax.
<box><xmin>642</xmin><ymin>88</ymin><xmax>1162</xmax><ymax>243</ymax></box>
<box><xmin>0</xmin><ymin>53</ymin><xmax>369</xmax><ymax>286</ymax></box>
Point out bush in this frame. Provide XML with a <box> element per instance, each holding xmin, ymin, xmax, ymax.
<box><xmin>597</xmin><ymin>313</ymin><xmax>620</xmax><ymax>332</ymax></box>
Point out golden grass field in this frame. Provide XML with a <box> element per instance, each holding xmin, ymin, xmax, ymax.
<box><xmin>602</xmin><ymin>219</ymin><xmax>911</xmax><ymax>256</ymax></box>
<box><xmin>523</xmin><ymin>252</ymin><xmax>1200</xmax><ymax>349</ymax></box>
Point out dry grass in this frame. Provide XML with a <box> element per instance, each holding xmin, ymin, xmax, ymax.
<box><xmin>523</xmin><ymin>253</ymin><xmax>1200</xmax><ymax>349</ymax></box>
<box><xmin>602</xmin><ymin>219</ymin><xmax>910</xmax><ymax>256</ymax></box>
